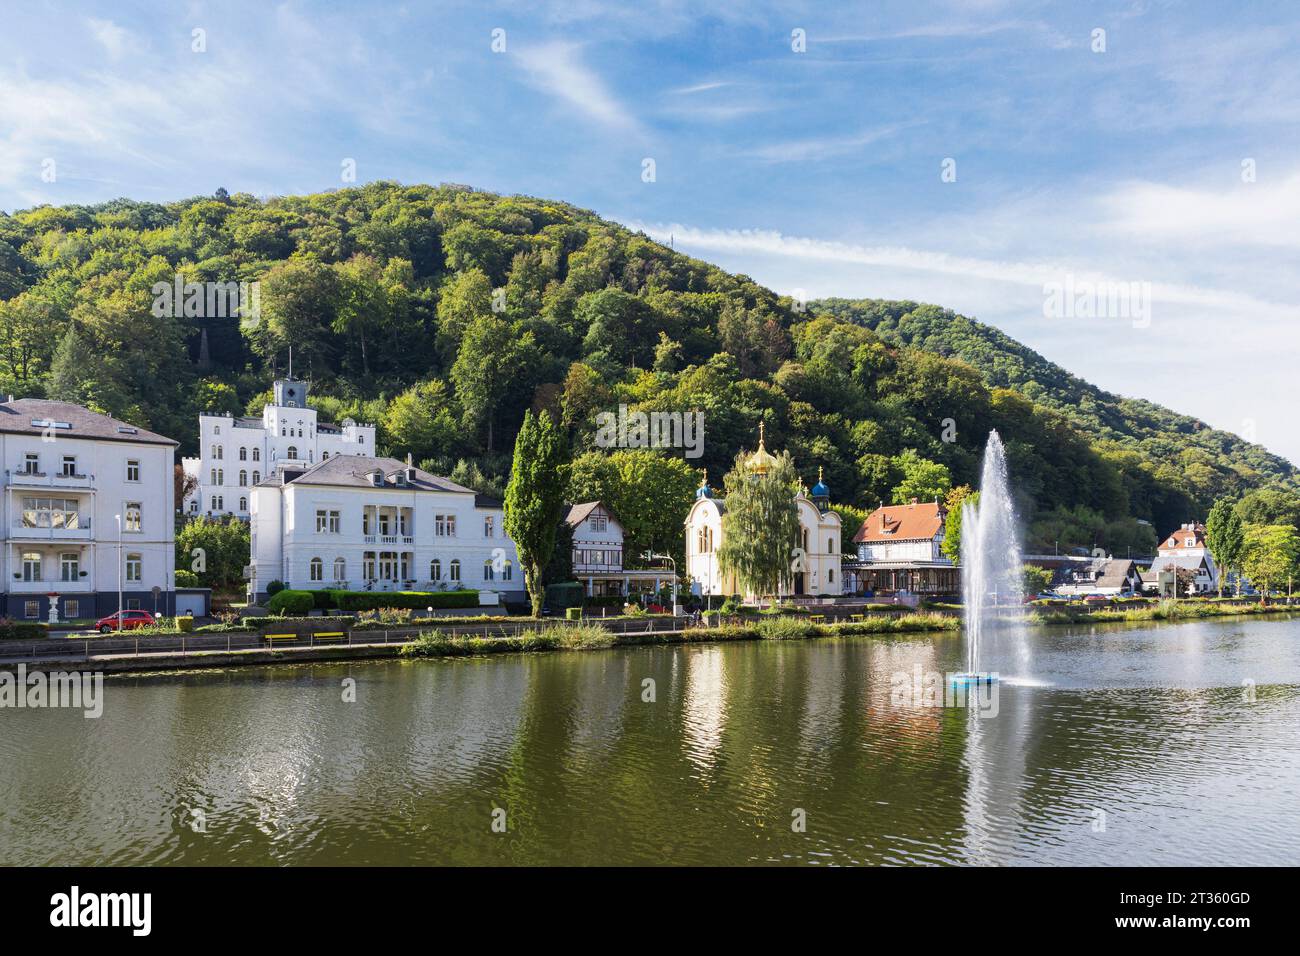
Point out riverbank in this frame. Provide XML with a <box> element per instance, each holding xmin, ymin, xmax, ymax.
<box><xmin>1026</xmin><ymin>599</ymin><xmax>1298</xmax><ymax>626</ymax></box>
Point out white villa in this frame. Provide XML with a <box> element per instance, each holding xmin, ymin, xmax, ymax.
<box><xmin>0</xmin><ymin>399</ymin><xmax>179</xmax><ymax>621</ymax></box>
<box><xmin>847</xmin><ymin>500</ymin><xmax>958</xmax><ymax>598</ymax></box>
<box><xmin>684</xmin><ymin>429</ymin><xmax>842</xmax><ymax>600</ymax></box>
<box><xmin>1142</xmin><ymin>521</ymin><xmax>1219</xmax><ymax>595</ymax></box>
<box><xmin>183</xmin><ymin>376</ymin><xmax>376</xmax><ymax>518</ymax></box>
<box><xmin>248</xmin><ymin>454</ymin><xmax>523</xmax><ymax>604</ymax></box>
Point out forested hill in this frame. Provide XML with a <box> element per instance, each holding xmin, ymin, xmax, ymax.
<box><xmin>0</xmin><ymin>181</ymin><xmax>1292</xmax><ymax>553</ymax></box>
<box><xmin>813</xmin><ymin>297</ymin><xmax>1299</xmax><ymax>496</ymax></box>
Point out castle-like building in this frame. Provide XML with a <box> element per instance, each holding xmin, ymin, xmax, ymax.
<box><xmin>182</xmin><ymin>377</ymin><xmax>376</xmax><ymax>518</ymax></box>
<box><xmin>684</xmin><ymin>426</ymin><xmax>842</xmax><ymax>600</ymax></box>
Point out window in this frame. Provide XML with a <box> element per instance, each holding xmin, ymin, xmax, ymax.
<box><xmin>211</xmin><ymin>495</ymin><xmax>223</xmax><ymax>511</ymax></box>
<box><xmin>333</xmin><ymin>557</ymin><xmax>346</xmax><ymax>582</ymax></box>
<box><xmin>316</xmin><ymin>510</ymin><xmax>328</xmax><ymax>533</ymax></box>
<box><xmin>64</xmin><ymin>599</ymin><xmax>80</xmax><ymax>619</ymax></box>
<box><xmin>430</xmin><ymin>559</ymin><xmax>442</xmax><ymax>581</ymax></box>
<box><xmin>828</xmin><ymin>537</ymin><xmax>835</xmax><ymax>554</ymax></box>
<box><xmin>21</xmin><ymin>497</ymin><xmax>82</xmax><ymax>529</ymax></box>
<box><xmin>60</xmin><ymin>552</ymin><xmax>79</xmax><ymax>581</ymax></box>
<box><xmin>484</xmin><ymin>559</ymin><xmax>495</xmax><ymax>581</ymax></box>
<box><xmin>61</xmin><ymin>455</ymin><xmax>77</xmax><ymax>477</ymax></box>
<box><xmin>238</xmin><ymin>497</ymin><xmax>247</xmax><ymax>511</ymax></box>
<box><xmin>22</xmin><ymin>552</ymin><xmax>41</xmax><ymax>582</ymax></box>
<box><xmin>363</xmin><ymin>552</ymin><xmax>376</xmax><ymax>580</ymax></box>
<box><xmin>329</xmin><ymin>511</ymin><xmax>340</xmax><ymax>533</ymax></box>
<box><xmin>252</xmin><ymin>471</ymin><xmax>260</xmax><ymax>485</ymax></box>
<box><xmin>829</xmin><ymin>569</ymin><xmax>835</xmax><ymax>584</ymax></box>
<box><xmin>239</xmin><ymin>447</ymin><xmax>247</xmax><ymax>461</ymax></box>
<box><xmin>22</xmin><ymin>453</ymin><xmax>38</xmax><ymax>474</ymax></box>
<box><xmin>213</xmin><ymin>424</ymin><xmax>220</xmax><ymax>435</ymax></box>
<box><xmin>24</xmin><ymin>600</ymin><xmax>39</xmax><ymax>619</ymax></box>
<box><xmin>484</xmin><ymin>516</ymin><xmax>494</xmax><ymax>538</ymax></box>
<box><xmin>310</xmin><ymin>557</ymin><xmax>323</xmax><ymax>581</ymax></box>
<box><xmin>126</xmin><ymin>459</ymin><xmax>140</xmax><ymax>482</ymax></box>
<box><xmin>589</xmin><ymin>515</ymin><xmax>607</xmax><ymax>532</ymax></box>
<box><xmin>127</xmin><ymin>599</ymin><xmax>141</xmax><ymax>610</ymax></box>
<box><xmin>212</xmin><ymin>445</ymin><xmax>222</xmax><ymax>460</ymax></box>
<box><xmin>450</xmin><ymin>559</ymin><xmax>461</xmax><ymax>582</ymax></box>
<box><xmin>322</xmin><ymin>451</ymin><xmax>329</xmax><ymax>460</ymax></box>
<box><xmin>252</xmin><ymin>447</ymin><xmax>261</xmax><ymax>462</ymax></box>
<box><xmin>502</xmin><ymin>560</ymin><xmax>513</xmax><ymax>581</ymax></box>
<box><xmin>287</xmin><ymin>446</ymin><xmax>298</xmax><ymax>460</ymax></box>
<box><xmin>126</xmin><ymin>553</ymin><xmax>142</xmax><ymax>582</ymax></box>
<box><xmin>124</xmin><ymin>503</ymin><xmax>142</xmax><ymax>532</ymax></box>
<box><xmin>436</xmin><ymin>514</ymin><xmax>457</xmax><ymax>537</ymax></box>
<box><xmin>239</xmin><ymin>470</ymin><xmax>248</xmax><ymax>486</ymax></box>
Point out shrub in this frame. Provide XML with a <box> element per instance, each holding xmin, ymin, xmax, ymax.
<box><xmin>0</xmin><ymin>618</ymin><xmax>48</xmax><ymax>640</ymax></box>
<box><xmin>266</xmin><ymin>589</ymin><xmax>314</xmax><ymax>616</ymax></box>
<box><xmin>756</xmin><ymin>616</ymin><xmax>818</xmax><ymax>640</ymax></box>
<box><xmin>354</xmin><ymin>607</ymin><xmax>414</xmax><ymax>626</ymax></box>
<box><xmin>330</xmin><ymin>590</ymin><xmax>480</xmax><ymax>612</ymax></box>
<box><xmin>175</xmin><ymin>569</ymin><xmax>200</xmax><ymax>588</ymax></box>
<box><xmin>265</xmin><ymin>580</ymin><xmax>286</xmax><ymax>596</ymax></box>
<box><xmin>400</xmin><ymin>628</ymin><xmax>562</xmax><ymax>658</ymax></box>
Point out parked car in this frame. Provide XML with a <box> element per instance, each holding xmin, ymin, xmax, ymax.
<box><xmin>96</xmin><ymin>610</ymin><xmax>156</xmax><ymax>633</ymax></box>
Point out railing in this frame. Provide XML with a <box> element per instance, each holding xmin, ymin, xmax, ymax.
<box><xmin>10</xmin><ymin>517</ymin><xmax>93</xmax><ymax>538</ymax></box>
<box><xmin>5</xmin><ymin>471</ymin><xmax>95</xmax><ymax>490</ymax></box>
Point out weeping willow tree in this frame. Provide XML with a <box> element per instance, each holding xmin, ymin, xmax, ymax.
<box><xmin>716</xmin><ymin>445</ymin><xmax>801</xmax><ymax>602</ymax></box>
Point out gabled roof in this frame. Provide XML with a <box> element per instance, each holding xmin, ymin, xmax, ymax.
<box><xmin>1158</xmin><ymin>522</ymin><xmax>1207</xmax><ymax>552</ymax></box>
<box><xmin>854</xmin><ymin>501</ymin><xmax>945</xmax><ymax>543</ymax></box>
<box><xmin>0</xmin><ymin>398</ymin><xmax>176</xmax><ymax>446</ymax></box>
<box><xmin>259</xmin><ymin>455</ymin><xmax>476</xmax><ymax>494</ymax></box>
<box><xmin>565</xmin><ymin>500</ymin><xmax>621</xmax><ymax>528</ymax></box>
<box><xmin>1095</xmin><ymin>559</ymin><xmax>1140</xmax><ymax>589</ymax></box>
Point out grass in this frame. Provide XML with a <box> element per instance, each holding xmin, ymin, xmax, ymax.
<box><xmin>1026</xmin><ymin>599</ymin><xmax>1296</xmax><ymax>626</ymax></box>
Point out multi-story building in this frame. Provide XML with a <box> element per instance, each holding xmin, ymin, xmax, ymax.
<box><xmin>182</xmin><ymin>377</ymin><xmax>376</xmax><ymax>518</ymax></box>
<box><xmin>0</xmin><ymin>399</ymin><xmax>177</xmax><ymax>622</ymax></box>
<box><xmin>847</xmin><ymin>500</ymin><xmax>958</xmax><ymax>598</ymax></box>
<box><xmin>684</xmin><ymin>430</ymin><xmax>842</xmax><ymax>600</ymax></box>
<box><xmin>565</xmin><ymin>501</ymin><xmax>678</xmax><ymax>597</ymax></box>
<box><xmin>1141</xmin><ymin>521</ymin><xmax>1219</xmax><ymax>594</ymax></box>
<box><xmin>248</xmin><ymin>455</ymin><xmax>524</xmax><ymax>604</ymax></box>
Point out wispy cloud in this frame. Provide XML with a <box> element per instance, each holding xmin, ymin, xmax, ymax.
<box><xmin>514</xmin><ymin>41</ymin><xmax>640</xmax><ymax>134</ymax></box>
<box><xmin>743</xmin><ymin>124</ymin><xmax>915</xmax><ymax>164</ymax></box>
<box><xmin>86</xmin><ymin>18</ymin><xmax>138</xmax><ymax>60</ymax></box>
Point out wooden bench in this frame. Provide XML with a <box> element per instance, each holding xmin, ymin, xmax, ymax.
<box><xmin>850</xmin><ymin>614</ymin><xmax>865</xmax><ymax>622</ymax></box>
<box><xmin>312</xmin><ymin>631</ymin><xmax>347</xmax><ymax>644</ymax></box>
<box><xmin>809</xmin><ymin>614</ymin><xmax>826</xmax><ymax>624</ymax></box>
<box><xmin>263</xmin><ymin>632</ymin><xmax>298</xmax><ymax>646</ymax></box>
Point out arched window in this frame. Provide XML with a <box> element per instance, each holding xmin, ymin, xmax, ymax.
<box><xmin>322</xmin><ymin>451</ymin><xmax>329</xmax><ymax>460</ymax></box>
<box><xmin>252</xmin><ymin>448</ymin><xmax>261</xmax><ymax>462</ymax></box>
<box><xmin>801</xmin><ymin>528</ymin><xmax>809</xmax><ymax>552</ymax></box>
<box><xmin>214</xmin><ymin>469</ymin><xmax>223</xmax><ymax>485</ymax></box>
<box><xmin>238</xmin><ymin>497</ymin><xmax>247</xmax><ymax>511</ymax></box>
<box><xmin>239</xmin><ymin>470</ymin><xmax>247</xmax><ymax>487</ymax></box>
<box><xmin>239</xmin><ymin>447</ymin><xmax>247</xmax><ymax>461</ymax></box>
<box><xmin>212</xmin><ymin>445</ymin><xmax>222</xmax><ymax>460</ymax></box>
<box><xmin>334</xmin><ymin>557</ymin><xmax>346</xmax><ymax>582</ymax></box>
<box><xmin>502</xmin><ymin>560</ymin><xmax>513</xmax><ymax>581</ymax></box>
<box><xmin>484</xmin><ymin>559</ymin><xmax>494</xmax><ymax>581</ymax></box>
<box><xmin>450</xmin><ymin>559</ymin><xmax>461</xmax><ymax>582</ymax></box>
<box><xmin>309</xmin><ymin>557</ymin><xmax>323</xmax><ymax>581</ymax></box>
<box><xmin>252</xmin><ymin>471</ymin><xmax>261</xmax><ymax>485</ymax></box>
<box><xmin>213</xmin><ymin>424</ymin><xmax>220</xmax><ymax>435</ymax></box>
<box><xmin>828</xmin><ymin>537</ymin><xmax>834</xmax><ymax>554</ymax></box>
<box><xmin>430</xmin><ymin>559</ymin><xmax>441</xmax><ymax>581</ymax></box>
<box><xmin>829</xmin><ymin>568</ymin><xmax>835</xmax><ymax>584</ymax></box>
<box><xmin>287</xmin><ymin>446</ymin><xmax>298</xmax><ymax>460</ymax></box>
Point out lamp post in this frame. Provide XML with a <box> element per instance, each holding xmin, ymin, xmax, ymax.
<box><xmin>114</xmin><ymin>513</ymin><xmax>123</xmax><ymax>631</ymax></box>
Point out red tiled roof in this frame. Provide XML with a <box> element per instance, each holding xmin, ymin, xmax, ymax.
<box><xmin>853</xmin><ymin>501</ymin><xmax>946</xmax><ymax>543</ymax></box>
<box><xmin>1158</xmin><ymin>522</ymin><xmax>1207</xmax><ymax>552</ymax></box>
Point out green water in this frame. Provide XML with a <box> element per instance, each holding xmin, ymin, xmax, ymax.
<box><xmin>3</xmin><ymin>616</ymin><xmax>1299</xmax><ymax>865</ymax></box>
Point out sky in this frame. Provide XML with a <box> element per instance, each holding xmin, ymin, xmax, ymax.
<box><xmin>2</xmin><ymin>0</ymin><xmax>1298</xmax><ymax>464</ymax></box>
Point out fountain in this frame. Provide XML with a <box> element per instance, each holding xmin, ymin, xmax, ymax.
<box><xmin>954</xmin><ymin>430</ymin><xmax>1024</xmax><ymax>684</ymax></box>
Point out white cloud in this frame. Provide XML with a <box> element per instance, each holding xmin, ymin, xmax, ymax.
<box><xmin>514</xmin><ymin>42</ymin><xmax>640</xmax><ymax>134</ymax></box>
<box><xmin>86</xmin><ymin>18</ymin><xmax>137</xmax><ymax>60</ymax></box>
<box><xmin>743</xmin><ymin>124</ymin><xmax>913</xmax><ymax>164</ymax></box>
<box><xmin>1101</xmin><ymin>171</ymin><xmax>1300</xmax><ymax>249</ymax></box>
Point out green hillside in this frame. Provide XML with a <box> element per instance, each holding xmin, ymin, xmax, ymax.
<box><xmin>0</xmin><ymin>181</ymin><xmax>1292</xmax><ymax>554</ymax></box>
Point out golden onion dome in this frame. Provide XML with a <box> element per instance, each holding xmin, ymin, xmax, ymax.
<box><xmin>744</xmin><ymin>421</ymin><xmax>778</xmax><ymax>475</ymax></box>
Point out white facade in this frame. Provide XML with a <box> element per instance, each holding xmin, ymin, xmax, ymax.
<box><xmin>183</xmin><ymin>377</ymin><xmax>375</xmax><ymax>518</ymax></box>
<box><xmin>248</xmin><ymin>455</ymin><xmax>523</xmax><ymax>602</ymax></box>
<box><xmin>565</xmin><ymin>501</ymin><xmax>676</xmax><ymax>597</ymax></box>
<box><xmin>0</xmin><ymin>399</ymin><xmax>176</xmax><ymax>621</ymax></box>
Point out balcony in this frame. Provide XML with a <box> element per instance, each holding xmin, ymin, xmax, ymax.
<box><xmin>9</xmin><ymin>577</ymin><xmax>94</xmax><ymax>594</ymax></box>
<box><xmin>10</xmin><ymin>517</ymin><xmax>94</xmax><ymax>540</ymax></box>
<box><xmin>6</xmin><ymin>470</ymin><xmax>95</xmax><ymax>491</ymax></box>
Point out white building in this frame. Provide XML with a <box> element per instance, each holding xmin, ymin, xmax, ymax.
<box><xmin>565</xmin><ymin>501</ymin><xmax>678</xmax><ymax>597</ymax></box>
<box><xmin>1141</xmin><ymin>521</ymin><xmax>1219</xmax><ymax>595</ymax></box>
<box><xmin>182</xmin><ymin>377</ymin><xmax>375</xmax><ymax>518</ymax></box>
<box><xmin>0</xmin><ymin>399</ymin><xmax>177</xmax><ymax>622</ymax></box>
<box><xmin>684</xmin><ymin>432</ymin><xmax>842</xmax><ymax>600</ymax></box>
<box><xmin>848</xmin><ymin>500</ymin><xmax>958</xmax><ymax>598</ymax></box>
<box><xmin>248</xmin><ymin>455</ymin><xmax>524</xmax><ymax>604</ymax></box>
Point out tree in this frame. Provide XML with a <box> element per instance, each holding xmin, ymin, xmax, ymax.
<box><xmin>384</xmin><ymin>379</ymin><xmax>460</xmax><ymax>463</ymax></box>
<box><xmin>504</xmin><ymin>410</ymin><xmax>570</xmax><ymax>615</ymax></box>
<box><xmin>716</xmin><ymin>448</ymin><xmax>801</xmax><ymax>601</ymax></box>
<box><xmin>175</xmin><ymin>516</ymin><xmax>250</xmax><ymax>590</ymax></box>
<box><xmin>1022</xmin><ymin>564</ymin><xmax>1054</xmax><ymax>595</ymax></box>
<box><xmin>1241</xmin><ymin>523</ymin><xmax>1300</xmax><ymax>603</ymax></box>
<box><xmin>891</xmin><ymin>449</ymin><xmax>951</xmax><ymax>505</ymax></box>
<box><xmin>450</xmin><ymin>314</ymin><xmax>529</xmax><ymax>452</ymax></box>
<box><xmin>1205</xmin><ymin>498</ymin><xmax>1245</xmax><ymax>597</ymax></box>
<box><xmin>942</xmin><ymin>488</ymin><xmax>979</xmax><ymax>564</ymax></box>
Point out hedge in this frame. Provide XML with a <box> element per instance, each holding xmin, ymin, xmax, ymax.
<box><xmin>0</xmin><ymin>620</ymin><xmax>49</xmax><ymax>640</ymax></box>
<box><xmin>328</xmin><ymin>590</ymin><xmax>480</xmax><ymax>612</ymax></box>
<box><xmin>267</xmin><ymin>589</ymin><xmax>314</xmax><ymax>616</ymax></box>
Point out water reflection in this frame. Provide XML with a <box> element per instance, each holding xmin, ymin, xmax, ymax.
<box><xmin>1</xmin><ymin>616</ymin><xmax>1298</xmax><ymax>865</ymax></box>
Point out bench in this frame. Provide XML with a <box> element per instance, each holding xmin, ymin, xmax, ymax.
<box><xmin>312</xmin><ymin>632</ymin><xmax>347</xmax><ymax>644</ymax></box>
<box><xmin>809</xmin><ymin>614</ymin><xmax>826</xmax><ymax>624</ymax></box>
<box><xmin>263</xmin><ymin>632</ymin><xmax>298</xmax><ymax>646</ymax></box>
<box><xmin>849</xmin><ymin>614</ymin><xmax>865</xmax><ymax>622</ymax></box>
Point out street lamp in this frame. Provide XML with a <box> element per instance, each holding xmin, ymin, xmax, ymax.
<box><xmin>642</xmin><ymin>550</ymin><xmax>681</xmax><ymax>615</ymax></box>
<box><xmin>114</xmin><ymin>513</ymin><xmax>123</xmax><ymax>631</ymax></box>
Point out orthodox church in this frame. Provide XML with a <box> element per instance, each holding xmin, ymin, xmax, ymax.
<box><xmin>684</xmin><ymin>425</ymin><xmax>842</xmax><ymax>600</ymax></box>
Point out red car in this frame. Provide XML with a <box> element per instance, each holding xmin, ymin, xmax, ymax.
<box><xmin>96</xmin><ymin>610</ymin><xmax>156</xmax><ymax>633</ymax></box>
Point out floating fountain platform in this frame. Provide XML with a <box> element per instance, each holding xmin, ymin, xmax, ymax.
<box><xmin>950</xmin><ymin>672</ymin><xmax>998</xmax><ymax>685</ymax></box>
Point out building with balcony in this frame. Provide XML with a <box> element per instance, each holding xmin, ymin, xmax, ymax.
<box><xmin>181</xmin><ymin>376</ymin><xmax>376</xmax><ymax>518</ymax></box>
<box><xmin>0</xmin><ymin>398</ymin><xmax>177</xmax><ymax>621</ymax></box>
<box><xmin>564</xmin><ymin>501</ymin><xmax>678</xmax><ymax>598</ymax></box>
<box><xmin>247</xmin><ymin>454</ymin><xmax>524</xmax><ymax>604</ymax></box>
<box><xmin>846</xmin><ymin>499</ymin><xmax>959</xmax><ymax>599</ymax></box>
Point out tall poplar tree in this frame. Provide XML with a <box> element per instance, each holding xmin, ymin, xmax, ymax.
<box><xmin>1205</xmin><ymin>498</ymin><xmax>1245</xmax><ymax>597</ymax></box>
<box><xmin>504</xmin><ymin>410</ymin><xmax>570</xmax><ymax>615</ymax></box>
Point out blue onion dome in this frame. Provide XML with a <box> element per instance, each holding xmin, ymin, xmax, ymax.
<box><xmin>810</xmin><ymin>465</ymin><xmax>830</xmax><ymax>499</ymax></box>
<box><xmin>695</xmin><ymin>469</ymin><xmax>712</xmax><ymax>498</ymax></box>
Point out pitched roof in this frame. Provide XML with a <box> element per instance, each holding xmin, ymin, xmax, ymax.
<box><xmin>564</xmin><ymin>501</ymin><xmax>622</xmax><ymax>528</ymax></box>
<box><xmin>0</xmin><ymin>398</ymin><xmax>176</xmax><ymax>446</ymax></box>
<box><xmin>1095</xmin><ymin>559</ymin><xmax>1140</xmax><ymax>589</ymax></box>
<box><xmin>854</xmin><ymin>501</ymin><xmax>946</xmax><ymax>543</ymax></box>
<box><xmin>260</xmin><ymin>455</ymin><xmax>476</xmax><ymax>494</ymax></box>
<box><xmin>1158</xmin><ymin>522</ymin><xmax>1207</xmax><ymax>552</ymax></box>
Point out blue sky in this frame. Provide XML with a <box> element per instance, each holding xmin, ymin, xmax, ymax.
<box><xmin>3</xmin><ymin>1</ymin><xmax>1299</xmax><ymax>463</ymax></box>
